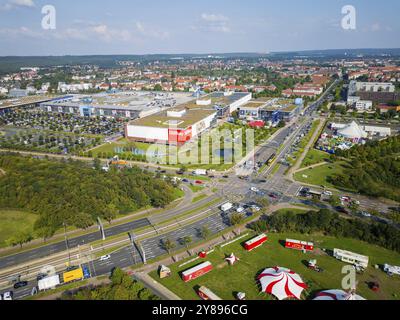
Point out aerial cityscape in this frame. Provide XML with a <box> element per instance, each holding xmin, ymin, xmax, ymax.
<box><xmin>0</xmin><ymin>0</ymin><xmax>400</xmax><ymax>310</ymax></box>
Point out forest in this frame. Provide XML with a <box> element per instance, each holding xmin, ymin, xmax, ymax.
<box><xmin>0</xmin><ymin>153</ymin><xmax>178</xmax><ymax>239</ymax></box>
<box><xmin>250</xmin><ymin>209</ymin><xmax>400</xmax><ymax>253</ymax></box>
<box><xmin>329</xmin><ymin>135</ymin><xmax>400</xmax><ymax>201</ymax></box>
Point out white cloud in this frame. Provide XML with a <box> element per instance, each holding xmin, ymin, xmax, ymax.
<box><xmin>197</xmin><ymin>13</ymin><xmax>231</xmax><ymax>33</ymax></box>
<box><xmin>11</xmin><ymin>0</ymin><xmax>35</xmax><ymax>7</ymax></box>
<box><xmin>0</xmin><ymin>0</ymin><xmax>35</xmax><ymax>10</ymax></box>
<box><xmin>135</xmin><ymin>21</ymin><xmax>170</xmax><ymax>39</ymax></box>
<box><xmin>371</xmin><ymin>23</ymin><xmax>381</xmax><ymax>32</ymax></box>
<box><xmin>201</xmin><ymin>13</ymin><xmax>229</xmax><ymax>22</ymax></box>
<box><xmin>194</xmin><ymin>13</ymin><xmax>231</xmax><ymax>33</ymax></box>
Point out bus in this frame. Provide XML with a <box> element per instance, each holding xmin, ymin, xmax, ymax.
<box><xmin>266</xmin><ymin>153</ymin><xmax>276</xmax><ymax>166</ymax></box>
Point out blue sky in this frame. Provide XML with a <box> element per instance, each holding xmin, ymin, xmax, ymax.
<box><xmin>0</xmin><ymin>0</ymin><xmax>399</xmax><ymax>56</ymax></box>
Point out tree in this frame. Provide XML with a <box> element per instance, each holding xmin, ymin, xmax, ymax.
<box><xmin>199</xmin><ymin>225</ymin><xmax>211</xmax><ymax>240</ymax></box>
<box><xmin>349</xmin><ymin>201</ymin><xmax>360</xmax><ymax>213</ymax></box>
<box><xmin>93</xmin><ymin>158</ymin><xmax>102</xmax><ymax>170</ymax></box>
<box><xmin>255</xmin><ymin>197</ymin><xmax>270</xmax><ymax>210</ymax></box>
<box><xmin>7</xmin><ymin>231</ymin><xmax>33</xmax><ymax>249</ymax></box>
<box><xmin>230</xmin><ymin>213</ymin><xmax>245</xmax><ymax>226</ymax></box>
<box><xmin>180</xmin><ymin>236</ymin><xmax>192</xmax><ymax>249</ymax></box>
<box><xmin>161</xmin><ymin>238</ymin><xmax>176</xmax><ymax>254</ymax></box>
<box><xmin>35</xmin><ymin>227</ymin><xmax>55</xmax><ymax>242</ymax></box>
<box><xmin>329</xmin><ymin>195</ymin><xmax>341</xmax><ymax>207</ymax></box>
<box><xmin>103</xmin><ymin>204</ymin><xmax>119</xmax><ymax>224</ymax></box>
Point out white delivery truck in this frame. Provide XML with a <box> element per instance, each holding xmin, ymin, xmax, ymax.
<box><xmin>221</xmin><ymin>203</ymin><xmax>233</xmax><ymax>212</ymax></box>
<box><xmin>38</xmin><ymin>275</ymin><xmax>60</xmax><ymax>291</ymax></box>
<box><xmin>193</xmin><ymin>169</ymin><xmax>208</xmax><ymax>176</ymax></box>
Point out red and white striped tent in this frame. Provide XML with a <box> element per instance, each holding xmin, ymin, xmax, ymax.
<box><xmin>258</xmin><ymin>267</ymin><xmax>308</xmax><ymax>300</ymax></box>
<box><xmin>314</xmin><ymin>290</ymin><xmax>366</xmax><ymax>301</ymax></box>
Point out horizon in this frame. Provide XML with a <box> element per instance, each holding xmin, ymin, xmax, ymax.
<box><xmin>1</xmin><ymin>47</ymin><xmax>400</xmax><ymax>58</ymax></box>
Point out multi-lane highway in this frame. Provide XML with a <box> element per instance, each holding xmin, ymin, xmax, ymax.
<box><xmin>0</xmin><ymin>205</ymin><xmax>232</xmax><ymax>300</ymax></box>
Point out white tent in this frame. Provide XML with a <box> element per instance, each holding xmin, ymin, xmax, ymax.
<box><xmin>314</xmin><ymin>289</ymin><xmax>366</xmax><ymax>301</ymax></box>
<box><xmin>225</xmin><ymin>253</ymin><xmax>239</xmax><ymax>266</ymax></box>
<box><xmin>257</xmin><ymin>267</ymin><xmax>307</xmax><ymax>300</ymax></box>
<box><xmin>337</xmin><ymin>121</ymin><xmax>367</xmax><ymax>139</ymax></box>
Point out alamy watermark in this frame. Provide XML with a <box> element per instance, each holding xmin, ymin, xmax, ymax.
<box><xmin>41</xmin><ymin>5</ymin><xmax>56</xmax><ymax>30</ymax></box>
<box><xmin>341</xmin><ymin>5</ymin><xmax>356</xmax><ymax>30</ymax></box>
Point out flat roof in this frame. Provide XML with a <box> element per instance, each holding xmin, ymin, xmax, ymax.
<box><xmin>265</xmin><ymin>104</ymin><xmax>299</xmax><ymax>112</ymax></box>
<box><xmin>240</xmin><ymin>101</ymin><xmax>266</xmax><ymax>110</ymax></box>
<box><xmin>41</xmin><ymin>91</ymin><xmax>194</xmax><ymax>112</ymax></box>
<box><xmin>128</xmin><ymin>92</ymin><xmax>250</xmax><ymax>129</ymax></box>
<box><xmin>0</xmin><ymin>95</ymin><xmax>56</xmax><ymax>110</ymax></box>
<box><xmin>129</xmin><ymin>108</ymin><xmax>217</xmax><ymax>129</ymax></box>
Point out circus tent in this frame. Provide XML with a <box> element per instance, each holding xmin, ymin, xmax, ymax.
<box><xmin>314</xmin><ymin>290</ymin><xmax>366</xmax><ymax>301</ymax></box>
<box><xmin>257</xmin><ymin>267</ymin><xmax>308</xmax><ymax>300</ymax></box>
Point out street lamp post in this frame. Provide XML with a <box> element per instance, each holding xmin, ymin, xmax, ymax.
<box><xmin>63</xmin><ymin>222</ymin><xmax>71</xmax><ymax>266</ymax></box>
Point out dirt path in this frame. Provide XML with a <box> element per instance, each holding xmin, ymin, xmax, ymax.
<box><xmin>294</xmin><ymin>161</ymin><xmax>328</xmax><ymax>174</ymax></box>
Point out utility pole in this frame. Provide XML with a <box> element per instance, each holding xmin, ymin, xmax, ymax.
<box><xmin>63</xmin><ymin>222</ymin><xmax>71</xmax><ymax>266</ymax></box>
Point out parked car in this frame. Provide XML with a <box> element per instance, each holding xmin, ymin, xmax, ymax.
<box><xmin>195</xmin><ymin>180</ymin><xmax>204</xmax><ymax>185</ymax></box>
<box><xmin>99</xmin><ymin>255</ymin><xmax>111</xmax><ymax>262</ymax></box>
<box><xmin>359</xmin><ymin>211</ymin><xmax>371</xmax><ymax>218</ymax></box>
<box><xmin>335</xmin><ymin>206</ymin><xmax>350</xmax><ymax>214</ymax></box>
<box><xmin>236</xmin><ymin>207</ymin><xmax>245</xmax><ymax>213</ymax></box>
<box><xmin>36</xmin><ymin>273</ymin><xmax>47</xmax><ymax>281</ymax></box>
<box><xmin>182</xmin><ymin>179</ymin><xmax>189</xmax><ymax>183</ymax></box>
<box><xmin>13</xmin><ymin>281</ymin><xmax>28</xmax><ymax>289</ymax></box>
<box><xmin>340</xmin><ymin>196</ymin><xmax>351</xmax><ymax>202</ymax></box>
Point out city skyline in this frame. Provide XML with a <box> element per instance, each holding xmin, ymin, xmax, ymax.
<box><xmin>0</xmin><ymin>0</ymin><xmax>400</xmax><ymax>56</ymax></box>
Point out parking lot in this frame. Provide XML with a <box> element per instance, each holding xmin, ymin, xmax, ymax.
<box><xmin>0</xmin><ymin>127</ymin><xmax>102</xmax><ymax>154</ymax></box>
<box><xmin>0</xmin><ymin>109</ymin><xmax>124</xmax><ymax>136</ymax></box>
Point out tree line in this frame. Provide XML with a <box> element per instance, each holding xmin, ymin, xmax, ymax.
<box><xmin>61</xmin><ymin>268</ymin><xmax>159</xmax><ymax>300</ymax></box>
<box><xmin>0</xmin><ymin>153</ymin><xmax>178</xmax><ymax>241</ymax></box>
<box><xmin>329</xmin><ymin>135</ymin><xmax>400</xmax><ymax>201</ymax></box>
<box><xmin>250</xmin><ymin>209</ymin><xmax>400</xmax><ymax>253</ymax></box>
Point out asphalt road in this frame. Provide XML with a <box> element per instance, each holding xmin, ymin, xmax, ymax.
<box><xmin>0</xmin><ymin>218</ymin><xmax>151</xmax><ymax>270</ymax></box>
<box><xmin>0</xmin><ymin>187</ymin><xmax>218</xmax><ymax>271</ymax></box>
<box><xmin>0</xmin><ymin>209</ymin><xmax>232</xmax><ymax>300</ymax></box>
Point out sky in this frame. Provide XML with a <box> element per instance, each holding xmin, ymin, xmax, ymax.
<box><xmin>0</xmin><ymin>0</ymin><xmax>399</xmax><ymax>56</ymax></box>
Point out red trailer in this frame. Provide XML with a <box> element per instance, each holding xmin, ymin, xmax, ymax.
<box><xmin>285</xmin><ymin>239</ymin><xmax>314</xmax><ymax>252</ymax></box>
<box><xmin>244</xmin><ymin>234</ymin><xmax>268</xmax><ymax>252</ymax></box>
<box><xmin>181</xmin><ymin>261</ymin><xmax>213</xmax><ymax>282</ymax></box>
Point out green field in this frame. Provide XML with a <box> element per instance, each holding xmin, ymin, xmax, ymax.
<box><xmin>294</xmin><ymin>161</ymin><xmax>349</xmax><ymax>189</ymax></box>
<box><xmin>0</xmin><ymin>210</ymin><xmax>38</xmax><ymax>247</ymax></box>
<box><xmin>192</xmin><ymin>194</ymin><xmax>208</xmax><ymax>203</ymax></box>
<box><xmin>150</xmin><ymin>232</ymin><xmax>400</xmax><ymax>300</ymax></box>
<box><xmin>90</xmin><ymin>138</ymin><xmax>151</xmax><ymax>157</ymax></box>
<box><xmin>300</xmin><ymin>149</ymin><xmax>330</xmax><ymax>168</ymax></box>
<box><xmin>189</xmin><ymin>184</ymin><xmax>205</xmax><ymax>193</ymax></box>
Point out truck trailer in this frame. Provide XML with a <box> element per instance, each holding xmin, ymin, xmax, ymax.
<box><xmin>38</xmin><ymin>275</ymin><xmax>61</xmax><ymax>291</ymax></box>
<box><xmin>221</xmin><ymin>202</ymin><xmax>233</xmax><ymax>212</ymax></box>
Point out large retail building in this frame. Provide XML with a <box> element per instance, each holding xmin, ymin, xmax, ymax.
<box><xmin>125</xmin><ymin>92</ymin><xmax>251</xmax><ymax>145</ymax></box>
